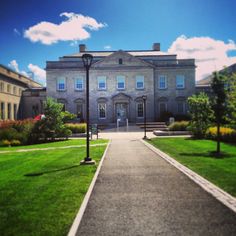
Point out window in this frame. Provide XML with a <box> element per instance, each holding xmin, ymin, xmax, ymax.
<box><xmin>119</xmin><ymin>58</ymin><xmax>123</xmax><ymax>65</ymax></box>
<box><xmin>159</xmin><ymin>103</ymin><xmax>167</xmax><ymax>114</ymax></box>
<box><xmin>7</xmin><ymin>103</ymin><xmax>11</xmax><ymax>120</ymax></box>
<box><xmin>13</xmin><ymin>104</ymin><xmax>17</xmax><ymax>120</ymax></box>
<box><xmin>32</xmin><ymin>104</ymin><xmax>39</xmax><ymax>117</ymax></box>
<box><xmin>19</xmin><ymin>88</ymin><xmax>22</xmax><ymax>95</ymax></box>
<box><xmin>75</xmin><ymin>77</ymin><xmax>83</xmax><ymax>91</ymax></box>
<box><xmin>136</xmin><ymin>75</ymin><xmax>144</xmax><ymax>89</ymax></box>
<box><xmin>76</xmin><ymin>104</ymin><xmax>83</xmax><ymax>120</ymax></box>
<box><xmin>0</xmin><ymin>102</ymin><xmax>5</xmax><ymax>120</ymax></box>
<box><xmin>0</xmin><ymin>82</ymin><xmax>4</xmax><ymax>92</ymax></box>
<box><xmin>98</xmin><ymin>103</ymin><xmax>106</xmax><ymax>119</ymax></box>
<box><xmin>137</xmin><ymin>103</ymin><xmax>144</xmax><ymax>118</ymax></box>
<box><xmin>177</xmin><ymin>102</ymin><xmax>185</xmax><ymax>114</ymax></box>
<box><xmin>7</xmin><ymin>84</ymin><xmax>11</xmax><ymax>93</ymax></box>
<box><xmin>57</xmin><ymin>99</ymin><xmax>67</xmax><ymax>111</ymax></box>
<box><xmin>97</xmin><ymin>76</ymin><xmax>106</xmax><ymax>90</ymax></box>
<box><xmin>159</xmin><ymin>75</ymin><xmax>167</xmax><ymax>89</ymax></box>
<box><xmin>117</xmin><ymin>76</ymin><xmax>125</xmax><ymax>90</ymax></box>
<box><xmin>176</xmin><ymin>75</ymin><xmax>185</xmax><ymax>89</ymax></box>
<box><xmin>57</xmin><ymin>77</ymin><xmax>66</xmax><ymax>91</ymax></box>
<box><xmin>13</xmin><ymin>86</ymin><xmax>17</xmax><ymax>95</ymax></box>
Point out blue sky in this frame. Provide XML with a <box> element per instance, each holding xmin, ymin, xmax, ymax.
<box><xmin>1</xmin><ymin>0</ymin><xmax>236</xmax><ymax>85</ymax></box>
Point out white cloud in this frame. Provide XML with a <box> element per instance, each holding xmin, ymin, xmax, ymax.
<box><xmin>24</xmin><ymin>12</ymin><xmax>107</xmax><ymax>45</ymax></box>
<box><xmin>168</xmin><ymin>35</ymin><xmax>236</xmax><ymax>80</ymax></box>
<box><xmin>8</xmin><ymin>60</ymin><xmax>46</xmax><ymax>86</ymax></box>
<box><xmin>8</xmin><ymin>60</ymin><xmax>19</xmax><ymax>72</ymax></box>
<box><xmin>28</xmin><ymin>64</ymin><xmax>46</xmax><ymax>86</ymax></box>
<box><xmin>104</xmin><ymin>45</ymin><xmax>111</xmax><ymax>50</ymax></box>
<box><xmin>13</xmin><ymin>28</ymin><xmax>21</xmax><ymax>36</ymax></box>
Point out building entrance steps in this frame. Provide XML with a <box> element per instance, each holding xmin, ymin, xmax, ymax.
<box><xmin>75</xmin><ymin>136</ymin><xmax>236</xmax><ymax>236</ymax></box>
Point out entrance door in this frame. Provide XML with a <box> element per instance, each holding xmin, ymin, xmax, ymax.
<box><xmin>116</xmin><ymin>103</ymin><xmax>127</xmax><ymax>121</ymax></box>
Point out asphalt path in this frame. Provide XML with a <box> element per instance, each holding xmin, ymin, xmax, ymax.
<box><xmin>76</xmin><ymin>138</ymin><xmax>236</xmax><ymax>236</ymax></box>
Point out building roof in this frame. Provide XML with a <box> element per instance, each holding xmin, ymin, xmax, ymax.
<box><xmin>63</xmin><ymin>50</ymin><xmax>176</xmax><ymax>58</ymax></box>
<box><xmin>0</xmin><ymin>64</ymin><xmax>42</xmax><ymax>88</ymax></box>
<box><xmin>197</xmin><ymin>63</ymin><xmax>236</xmax><ymax>86</ymax></box>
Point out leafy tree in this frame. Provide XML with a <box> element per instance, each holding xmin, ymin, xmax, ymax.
<box><xmin>31</xmin><ymin>98</ymin><xmax>72</xmax><ymax>142</ymax></box>
<box><xmin>61</xmin><ymin>111</ymin><xmax>76</xmax><ymax>123</ymax></box>
<box><xmin>211</xmin><ymin>72</ymin><xmax>228</xmax><ymax>155</ymax></box>
<box><xmin>227</xmin><ymin>73</ymin><xmax>236</xmax><ymax>129</ymax></box>
<box><xmin>188</xmin><ymin>92</ymin><xmax>213</xmax><ymax>138</ymax></box>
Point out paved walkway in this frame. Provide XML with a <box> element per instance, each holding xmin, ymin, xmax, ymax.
<box><xmin>76</xmin><ymin>133</ymin><xmax>236</xmax><ymax>236</ymax></box>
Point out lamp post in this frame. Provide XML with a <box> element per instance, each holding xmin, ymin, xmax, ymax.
<box><xmin>142</xmin><ymin>95</ymin><xmax>147</xmax><ymax>139</ymax></box>
<box><xmin>80</xmin><ymin>53</ymin><xmax>95</xmax><ymax>165</ymax></box>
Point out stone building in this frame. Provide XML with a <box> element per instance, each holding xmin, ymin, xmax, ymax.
<box><xmin>0</xmin><ymin>64</ymin><xmax>44</xmax><ymax>120</ymax></box>
<box><xmin>196</xmin><ymin>63</ymin><xmax>236</xmax><ymax>95</ymax></box>
<box><xmin>46</xmin><ymin>43</ymin><xmax>196</xmax><ymax>124</ymax></box>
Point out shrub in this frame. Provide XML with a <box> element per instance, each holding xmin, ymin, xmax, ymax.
<box><xmin>65</xmin><ymin>123</ymin><xmax>86</xmax><ymax>134</ymax></box>
<box><xmin>206</xmin><ymin>127</ymin><xmax>236</xmax><ymax>143</ymax></box>
<box><xmin>11</xmin><ymin>140</ymin><xmax>21</xmax><ymax>146</ymax></box>
<box><xmin>174</xmin><ymin>114</ymin><xmax>191</xmax><ymax>121</ymax></box>
<box><xmin>168</xmin><ymin>121</ymin><xmax>189</xmax><ymax>131</ymax></box>
<box><xmin>0</xmin><ymin>119</ymin><xmax>35</xmax><ymax>145</ymax></box>
<box><xmin>2</xmin><ymin>140</ymin><xmax>11</xmax><ymax>147</ymax></box>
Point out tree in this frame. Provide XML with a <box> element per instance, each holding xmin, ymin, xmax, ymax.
<box><xmin>31</xmin><ymin>98</ymin><xmax>71</xmax><ymax>142</ymax></box>
<box><xmin>227</xmin><ymin>73</ymin><xmax>236</xmax><ymax>129</ymax></box>
<box><xmin>211</xmin><ymin>72</ymin><xmax>228</xmax><ymax>155</ymax></box>
<box><xmin>188</xmin><ymin>92</ymin><xmax>213</xmax><ymax>138</ymax></box>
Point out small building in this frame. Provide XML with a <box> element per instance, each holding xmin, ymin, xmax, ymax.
<box><xmin>46</xmin><ymin>43</ymin><xmax>196</xmax><ymax>124</ymax></box>
<box><xmin>196</xmin><ymin>63</ymin><xmax>236</xmax><ymax>95</ymax></box>
<box><xmin>0</xmin><ymin>64</ymin><xmax>44</xmax><ymax>120</ymax></box>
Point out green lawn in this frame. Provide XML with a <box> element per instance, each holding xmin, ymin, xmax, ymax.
<box><xmin>0</xmin><ymin>139</ymin><xmax>108</xmax><ymax>236</ymax></box>
<box><xmin>0</xmin><ymin>138</ymin><xmax>107</xmax><ymax>151</ymax></box>
<box><xmin>148</xmin><ymin>138</ymin><xmax>236</xmax><ymax>197</ymax></box>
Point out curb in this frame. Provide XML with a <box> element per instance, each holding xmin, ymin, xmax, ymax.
<box><xmin>141</xmin><ymin>139</ymin><xmax>236</xmax><ymax>214</ymax></box>
<box><xmin>67</xmin><ymin>140</ymin><xmax>111</xmax><ymax>236</ymax></box>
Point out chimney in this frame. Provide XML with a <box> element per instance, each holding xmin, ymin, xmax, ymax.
<box><xmin>153</xmin><ymin>43</ymin><xmax>160</xmax><ymax>51</ymax></box>
<box><xmin>79</xmin><ymin>44</ymin><xmax>86</xmax><ymax>52</ymax></box>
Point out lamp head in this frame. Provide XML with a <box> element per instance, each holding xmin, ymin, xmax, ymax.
<box><xmin>142</xmin><ymin>95</ymin><xmax>147</xmax><ymax>101</ymax></box>
<box><xmin>82</xmin><ymin>54</ymin><xmax>93</xmax><ymax>68</ymax></box>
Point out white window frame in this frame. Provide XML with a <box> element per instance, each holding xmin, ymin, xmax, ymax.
<box><xmin>117</xmin><ymin>75</ymin><xmax>125</xmax><ymax>90</ymax></box>
<box><xmin>98</xmin><ymin>103</ymin><xmax>106</xmax><ymax>119</ymax></box>
<box><xmin>74</xmin><ymin>77</ymin><xmax>83</xmax><ymax>91</ymax></box>
<box><xmin>57</xmin><ymin>77</ymin><xmax>66</xmax><ymax>91</ymax></box>
<box><xmin>97</xmin><ymin>76</ymin><xmax>107</xmax><ymax>90</ymax></box>
<box><xmin>136</xmin><ymin>102</ymin><xmax>144</xmax><ymax>118</ymax></box>
<box><xmin>136</xmin><ymin>75</ymin><xmax>144</xmax><ymax>89</ymax></box>
<box><xmin>176</xmin><ymin>75</ymin><xmax>185</xmax><ymax>89</ymax></box>
<box><xmin>158</xmin><ymin>75</ymin><xmax>167</xmax><ymax>89</ymax></box>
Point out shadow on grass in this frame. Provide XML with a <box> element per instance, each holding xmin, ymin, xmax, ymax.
<box><xmin>180</xmin><ymin>151</ymin><xmax>235</xmax><ymax>159</ymax></box>
<box><xmin>24</xmin><ymin>164</ymin><xmax>80</xmax><ymax>177</ymax></box>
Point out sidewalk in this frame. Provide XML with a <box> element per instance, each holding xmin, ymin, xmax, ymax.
<box><xmin>75</xmin><ymin>133</ymin><xmax>236</xmax><ymax>236</ymax></box>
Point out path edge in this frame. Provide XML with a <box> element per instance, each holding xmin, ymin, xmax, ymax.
<box><xmin>67</xmin><ymin>140</ymin><xmax>111</xmax><ymax>236</ymax></box>
<box><xmin>141</xmin><ymin>139</ymin><xmax>236</xmax><ymax>214</ymax></box>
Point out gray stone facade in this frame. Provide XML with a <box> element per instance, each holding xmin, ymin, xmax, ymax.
<box><xmin>46</xmin><ymin>44</ymin><xmax>196</xmax><ymax>124</ymax></box>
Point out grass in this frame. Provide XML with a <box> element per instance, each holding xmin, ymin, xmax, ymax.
<box><xmin>0</xmin><ymin>138</ymin><xmax>107</xmax><ymax>151</ymax></box>
<box><xmin>148</xmin><ymin>137</ymin><xmax>236</xmax><ymax>197</ymax></box>
<box><xmin>0</xmin><ymin>139</ymin><xmax>108</xmax><ymax>236</ymax></box>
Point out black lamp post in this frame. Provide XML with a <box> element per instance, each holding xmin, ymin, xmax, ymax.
<box><xmin>142</xmin><ymin>95</ymin><xmax>147</xmax><ymax>139</ymax></box>
<box><xmin>80</xmin><ymin>53</ymin><xmax>95</xmax><ymax>165</ymax></box>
